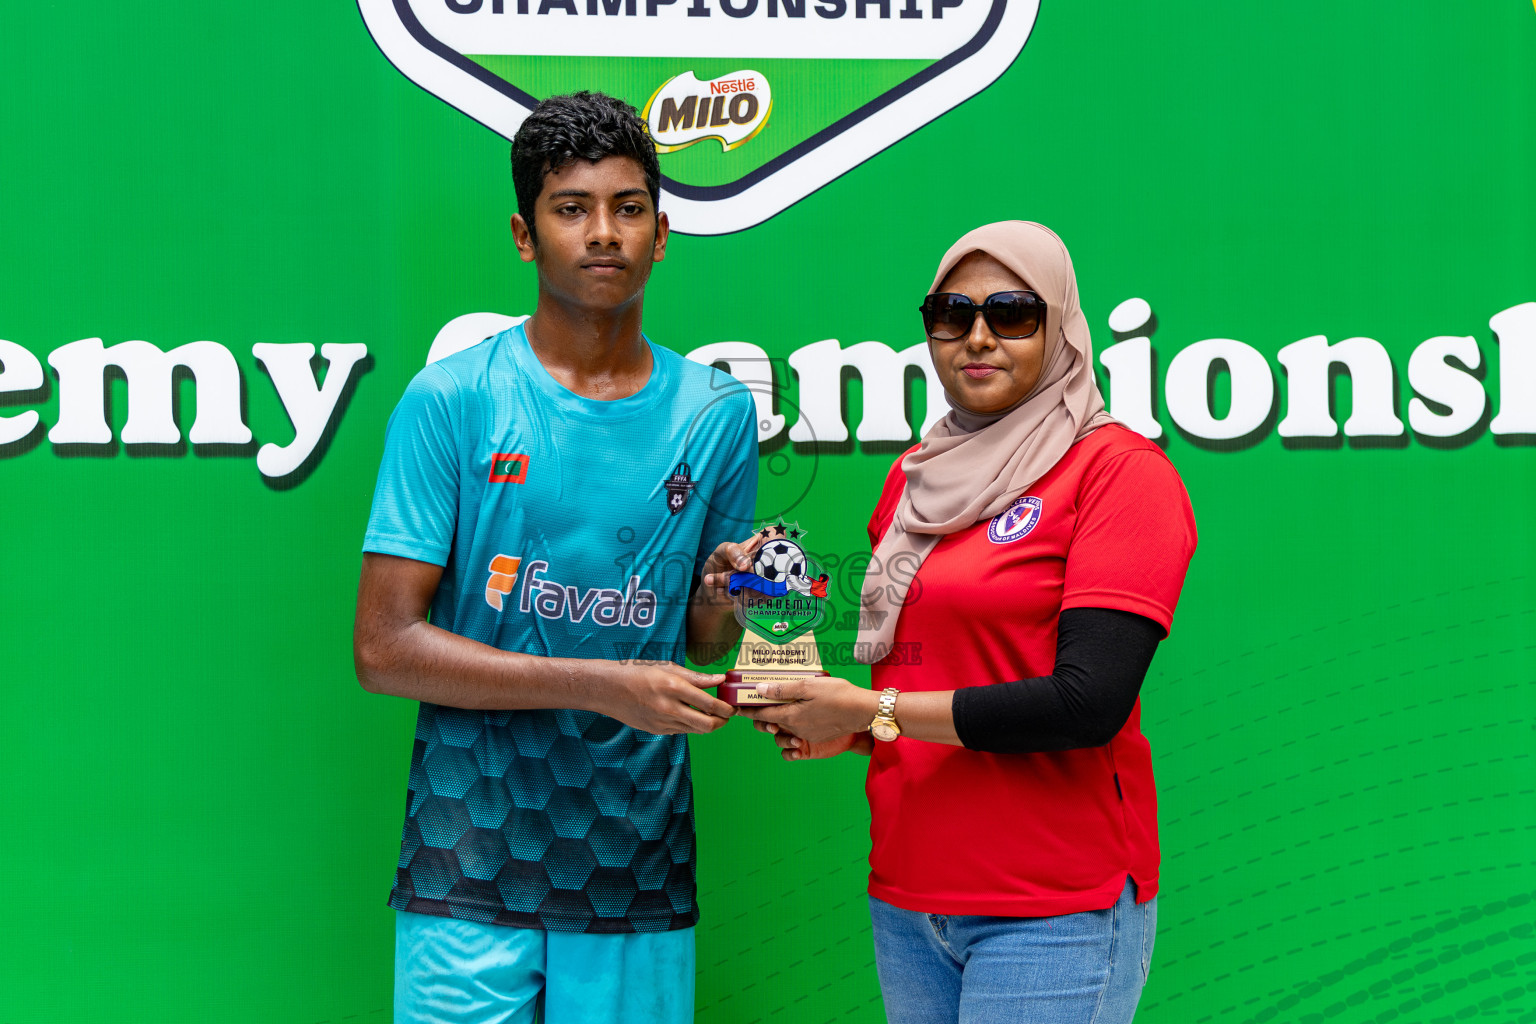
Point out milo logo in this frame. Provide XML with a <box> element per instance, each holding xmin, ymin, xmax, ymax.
<box><xmin>645</xmin><ymin>71</ymin><xmax>771</xmax><ymax>152</ymax></box>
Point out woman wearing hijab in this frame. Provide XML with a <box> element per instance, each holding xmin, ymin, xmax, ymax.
<box><xmin>738</xmin><ymin>222</ymin><xmax>1197</xmax><ymax>1023</ymax></box>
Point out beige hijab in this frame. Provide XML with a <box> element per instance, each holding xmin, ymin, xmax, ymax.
<box><xmin>855</xmin><ymin>221</ymin><xmax>1118</xmax><ymax>662</ymax></box>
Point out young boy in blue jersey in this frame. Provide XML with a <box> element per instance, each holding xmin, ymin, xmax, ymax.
<box><xmin>355</xmin><ymin>91</ymin><xmax>759</xmax><ymax>1024</ymax></box>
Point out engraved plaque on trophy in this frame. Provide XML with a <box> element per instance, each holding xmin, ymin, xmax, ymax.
<box><xmin>719</xmin><ymin>522</ymin><xmax>831</xmax><ymax>706</ymax></box>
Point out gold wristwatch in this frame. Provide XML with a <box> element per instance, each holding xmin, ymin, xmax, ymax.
<box><xmin>870</xmin><ymin>687</ymin><xmax>902</xmax><ymax>742</ymax></box>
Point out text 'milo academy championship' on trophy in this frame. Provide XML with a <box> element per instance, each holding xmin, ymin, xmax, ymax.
<box><xmin>719</xmin><ymin>523</ymin><xmax>831</xmax><ymax>706</ymax></box>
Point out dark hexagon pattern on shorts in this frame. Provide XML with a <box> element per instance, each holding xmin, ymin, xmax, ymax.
<box><xmin>389</xmin><ymin>704</ymin><xmax>697</xmax><ymax>934</ymax></box>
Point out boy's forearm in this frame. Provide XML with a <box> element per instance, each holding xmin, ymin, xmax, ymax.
<box><xmin>685</xmin><ymin>582</ymin><xmax>744</xmax><ymax>665</ymax></box>
<box><xmin>355</xmin><ymin>613</ymin><xmax>617</xmax><ymax>712</ymax></box>
<box><xmin>355</xmin><ymin>552</ymin><xmax>735</xmax><ymax>731</ymax></box>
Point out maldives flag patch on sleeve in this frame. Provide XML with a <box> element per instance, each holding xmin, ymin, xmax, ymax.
<box><xmin>489</xmin><ymin>453</ymin><xmax>529</xmax><ymax>483</ymax></box>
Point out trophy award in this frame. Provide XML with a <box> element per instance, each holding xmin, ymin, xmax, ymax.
<box><xmin>719</xmin><ymin>522</ymin><xmax>831</xmax><ymax>706</ymax></box>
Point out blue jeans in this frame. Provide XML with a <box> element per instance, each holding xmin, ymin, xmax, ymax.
<box><xmin>394</xmin><ymin>911</ymin><xmax>694</xmax><ymax>1024</ymax></box>
<box><xmin>869</xmin><ymin>878</ymin><xmax>1155</xmax><ymax>1024</ymax></box>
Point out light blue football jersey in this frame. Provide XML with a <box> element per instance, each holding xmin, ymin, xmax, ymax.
<box><xmin>363</xmin><ymin>324</ymin><xmax>757</xmax><ymax>933</ymax></box>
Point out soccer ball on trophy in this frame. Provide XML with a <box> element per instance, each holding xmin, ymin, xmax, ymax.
<box><xmin>753</xmin><ymin>538</ymin><xmax>807</xmax><ymax>582</ymax></box>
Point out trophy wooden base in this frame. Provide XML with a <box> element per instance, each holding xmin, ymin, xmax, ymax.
<box><xmin>720</xmin><ymin>669</ymin><xmax>830</xmax><ymax>706</ymax></box>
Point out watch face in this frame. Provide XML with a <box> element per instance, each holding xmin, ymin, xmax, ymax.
<box><xmin>872</xmin><ymin>721</ymin><xmax>899</xmax><ymax>742</ymax></box>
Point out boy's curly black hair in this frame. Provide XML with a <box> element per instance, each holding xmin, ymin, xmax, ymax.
<box><xmin>511</xmin><ymin>91</ymin><xmax>662</xmax><ymax>246</ymax></box>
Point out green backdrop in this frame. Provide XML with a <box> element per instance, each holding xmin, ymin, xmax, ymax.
<box><xmin>2</xmin><ymin>3</ymin><xmax>1533</xmax><ymax>1023</ymax></box>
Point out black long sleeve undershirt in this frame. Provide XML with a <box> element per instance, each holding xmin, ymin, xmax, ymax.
<box><xmin>950</xmin><ymin>607</ymin><xmax>1164</xmax><ymax>754</ymax></box>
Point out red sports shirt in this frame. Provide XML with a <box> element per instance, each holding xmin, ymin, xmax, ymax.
<box><xmin>865</xmin><ymin>424</ymin><xmax>1197</xmax><ymax>917</ymax></box>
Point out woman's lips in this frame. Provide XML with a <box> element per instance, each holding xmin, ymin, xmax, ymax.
<box><xmin>963</xmin><ymin>364</ymin><xmax>1000</xmax><ymax>379</ymax></box>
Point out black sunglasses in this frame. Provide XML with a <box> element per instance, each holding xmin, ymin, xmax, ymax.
<box><xmin>919</xmin><ymin>290</ymin><xmax>1046</xmax><ymax>341</ymax></box>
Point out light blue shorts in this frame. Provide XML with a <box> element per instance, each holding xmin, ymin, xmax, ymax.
<box><xmin>869</xmin><ymin>877</ymin><xmax>1154</xmax><ymax>1024</ymax></box>
<box><xmin>394</xmin><ymin>911</ymin><xmax>694</xmax><ymax>1024</ymax></box>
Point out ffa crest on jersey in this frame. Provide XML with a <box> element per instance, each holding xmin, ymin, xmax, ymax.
<box><xmin>663</xmin><ymin>461</ymin><xmax>694</xmax><ymax>515</ymax></box>
<box><xmin>988</xmin><ymin>495</ymin><xmax>1043</xmax><ymax>544</ymax></box>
